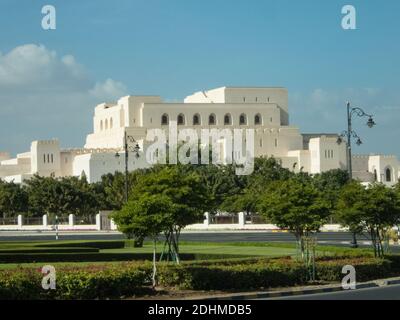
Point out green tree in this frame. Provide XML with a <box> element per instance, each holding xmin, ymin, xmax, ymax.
<box><xmin>25</xmin><ymin>175</ymin><xmax>100</xmax><ymax>219</ymax></box>
<box><xmin>335</xmin><ymin>181</ymin><xmax>366</xmax><ymax>237</ymax></box>
<box><xmin>113</xmin><ymin>165</ymin><xmax>209</xmax><ymax>263</ymax></box>
<box><xmin>259</xmin><ymin>178</ymin><xmax>331</xmax><ymax>256</ymax></box>
<box><xmin>363</xmin><ymin>184</ymin><xmax>400</xmax><ymax>257</ymax></box>
<box><xmin>113</xmin><ymin>194</ymin><xmax>174</xmax><ymax>287</ymax></box>
<box><xmin>191</xmin><ymin>164</ymin><xmax>246</xmax><ymax>215</ymax></box>
<box><xmin>313</xmin><ymin>169</ymin><xmax>350</xmax><ymax>222</ymax></box>
<box><xmin>337</xmin><ymin>182</ymin><xmax>400</xmax><ymax>257</ymax></box>
<box><xmin>0</xmin><ymin>180</ymin><xmax>28</xmax><ymax>218</ymax></box>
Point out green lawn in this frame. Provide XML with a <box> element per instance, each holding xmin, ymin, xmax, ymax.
<box><xmin>0</xmin><ymin>240</ymin><xmax>298</xmax><ymax>270</ymax></box>
<box><xmin>103</xmin><ymin>243</ymin><xmax>297</xmax><ymax>256</ymax></box>
<box><xmin>0</xmin><ymin>239</ymin><xmax>372</xmax><ymax>270</ymax></box>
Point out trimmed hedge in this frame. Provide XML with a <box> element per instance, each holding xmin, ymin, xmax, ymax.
<box><xmin>157</xmin><ymin>256</ymin><xmax>398</xmax><ymax>290</ymax></box>
<box><xmin>0</xmin><ymin>256</ymin><xmax>399</xmax><ymax>299</ymax></box>
<box><xmin>34</xmin><ymin>241</ymin><xmax>126</xmax><ymax>250</ymax></box>
<box><xmin>0</xmin><ymin>252</ymin><xmax>248</xmax><ymax>264</ymax></box>
<box><xmin>0</xmin><ymin>247</ymin><xmax>99</xmax><ymax>254</ymax></box>
<box><xmin>158</xmin><ymin>258</ymin><xmax>306</xmax><ymax>290</ymax></box>
<box><xmin>0</xmin><ymin>264</ymin><xmax>151</xmax><ymax>300</ymax></box>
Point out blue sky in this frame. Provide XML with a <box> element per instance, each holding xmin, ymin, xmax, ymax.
<box><xmin>0</xmin><ymin>0</ymin><xmax>399</xmax><ymax>156</ymax></box>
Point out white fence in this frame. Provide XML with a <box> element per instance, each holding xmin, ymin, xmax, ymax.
<box><xmin>0</xmin><ymin>212</ymin><xmax>345</xmax><ymax>232</ymax></box>
<box><xmin>186</xmin><ymin>212</ymin><xmax>345</xmax><ymax>232</ymax></box>
<box><xmin>0</xmin><ymin>213</ymin><xmax>117</xmax><ymax>231</ymax></box>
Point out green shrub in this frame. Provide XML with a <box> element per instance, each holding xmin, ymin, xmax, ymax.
<box><xmin>157</xmin><ymin>258</ymin><xmax>307</xmax><ymax>290</ymax></box>
<box><xmin>0</xmin><ymin>256</ymin><xmax>399</xmax><ymax>299</ymax></box>
<box><xmin>35</xmin><ymin>241</ymin><xmax>125</xmax><ymax>250</ymax></box>
<box><xmin>0</xmin><ymin>264</ymin><xmax>152</xmax><ymax>300</ymax></box>
<box><xmin>316</xmin><ymin>257</ymin><xmax>392</xmax><ymax>282</ymax></box>
<box><xmin>158</xmin><ymin>256</ymin><xmax>397</xmax><ymax>290</ymax></box>
<box><xmin>0</xmin><ymin>247</ymin><xmax>98</xmax><ymax>254</ymax></box>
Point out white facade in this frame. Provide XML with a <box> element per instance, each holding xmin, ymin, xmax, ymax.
<box><xmin>0</xmin><ymin>86</ymin><xmax>399</xmax><ymax>185</ymax></box>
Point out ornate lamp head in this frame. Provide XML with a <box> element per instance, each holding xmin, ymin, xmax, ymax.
<box><xmin>367</xmin><ymin>117</ymin><xmax>376</xmax><ymax>128</ymax></box>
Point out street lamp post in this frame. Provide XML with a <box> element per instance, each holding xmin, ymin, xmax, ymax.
<box><xmin>115</xmin><ymin>131</ymin><xmax>141</xmax><ymax>203</ymax></box>
<box><xmin>337</xmin><ymin>102</ymin><xmax>376</xmax><ymax>248</ymax></box>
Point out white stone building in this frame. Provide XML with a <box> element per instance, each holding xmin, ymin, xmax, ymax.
<box><xmin>0</xmin><ymin>86</ymin><xmax>398</xmax><ymax>185</ymax></box>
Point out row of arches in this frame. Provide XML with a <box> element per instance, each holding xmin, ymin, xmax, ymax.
<box><xmin>161</xmin><ymin>113</ymin><xmax>263</xmax><ymax>126</ymax></box>
<box><xmin>373</xmin><ymin>167</ymin><xmax>394</xmax><ymax>182</ymax></box>
<box><xmin>100</xmin><ymin>118</ymin><xmax>113</xmax><ymax>131</ymax></box>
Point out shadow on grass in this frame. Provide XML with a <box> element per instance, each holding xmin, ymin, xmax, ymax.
<box><xmin>0</xmin><ymin>253</ymin><xmax>250</xmax><ymax>264</ymax></box>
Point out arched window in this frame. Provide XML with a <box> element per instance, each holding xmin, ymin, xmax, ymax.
<box><xmin>374</xmin><ymin>169</ymin><xmax>378</xmax><ymax>182</ymax></box>
<box><xmin>161</xmin><ymin>114</ymin><xmax>169</xmax><ymax>125</ymax></box>
<box><xmin>386</xmin><ymin>167</ymin><xmax>392</xmax><ymax>182</ymax></box>
<box><xmin>100</xmin><ymin>120</ymin><xmax>103</xmax><ymax>131</ymax></box>
<box><xmin>51</xmin><ymin>154</ymin><xmax>54</xmax><ymax>163</ymax></box>
<box><xmin>255</xmin><ymin>114</ymin><xmax>262</xmax><ymax>125</ymax></box>
<box><xmin>105</xmin><ymin>119</ymin><xmax>108</xmax><ymax>130</ymax></box>
<box><xmin>193</xmin><ymin>114</ymin><xmax>201</xmax><ymax>125</ymax></box>
<box><xmin>209</xmin><ymin>114</ymin><xmax>216</xmax><ymax>125</ymax></box>
<box><xmin>224</xmin><ymin>114</ymin><xmax>232</xmax><ymax>125</ymax></box>
<box><xmin>177</xmin><ymin>114</ymin><xmax>185</xmax><ymax>125</ymax></box>
<box><xmin>110</xmin><ymin>118</ymin><xmax>113</xmax><ymax>129</ymax></box>
<box><xmin>239</xmin><ymin>113</ymin><xmax>247</xmax><ymax>125</ymax></box>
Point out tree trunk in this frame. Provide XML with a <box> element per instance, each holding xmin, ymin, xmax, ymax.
<box><xmin>152</xmin><ymin>238</ymin><xmax>157</xmax><ymax>289</ymax></box>
<box><xmin>171</xmin><ymin>231</ymin><xmax>180</xmax><ymax>264</ymax></box>
<box><xmin>370</xmin><ymin>228</ymin><xmax>377</xmax><ymax>258</ymax></box>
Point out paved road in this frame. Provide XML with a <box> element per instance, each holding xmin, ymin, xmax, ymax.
<box><xmin>0</xmin><ymin>230</ymin><xmax>371</xmax><ymax>243</ymax></box>
<box><xmin>262</xmin><ymin>284</ymin><xmax>400</xmax><ymax>300</ymax></box>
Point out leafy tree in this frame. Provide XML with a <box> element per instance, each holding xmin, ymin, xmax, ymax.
<box><xmin>363</xmin><ymin>184</ymin><xmax>400</xmax><ymax>257</ymax></box>
<box><xmin>337</xmin><ymin>182</ymin><xmax>400</xmax><ymax>257</ymax></box>
<box><xmin>113</xmin><ymin>194</ymin><xmax>174</xmax><ymax>287</ymax></box>
<box><xmin>0</xmin><ymin>181</ymin><xmax>28</xmax><ymax>218</ymax></box>
<box><xmin>25</xmin><ymin>175</ymin><xmax>100</xmax><ymax>219</ymax></box>
<box><xmin>248</xmin><ymin>157</ymin><xmax>293</xmax><ymax>192</ymax></box>
<box><xmin>335</xmin><ymin>181</ymin><xmax>366</xmax><ymax>236</ymax></box>
<box><xmin>191</xmin><ymin>164</ymin><xmax>246</xmax><ymax>215</ymax></box>
<box><xmin>95</xmin><ymin>170</ymin><xmax>149</xmax><ymax>211</ymax></box>
<box><xmin>313</xmin><ymin>169</ymin><xmax>350</xmax><ymax>222</ymax></box>
<box><xmin>220</xmin><ymin>189</ymin><xmax>258</xmax><ymax>216</ymax></box>
<box><xmin>113</xmin><ymin>165</ymin><xmax>209</xmax><ymax>263</ymax></box>
<box><xmin>259</xmin><ymin>178</ymin><xmax>331</xmax><ymax>256</ymax></box>
<box><xmin>220</xmin><ymin>158</ymin><xmax>294</xmax><ymax>219</ymax></box>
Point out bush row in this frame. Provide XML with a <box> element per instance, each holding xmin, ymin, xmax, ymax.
<box><xmin>0</xmin><ymin>247</ymin><xmax>99</xmax><ymax>254</ymax></box>
<box><xmin>0</xmin><ymin>264</ymin><xmax>151</xmax><ymax>300</ymax></box>
<box><xmin>0</xmin><ymin>252</ymin><xmax>247</xmax><ymax>264</ymax></box>
<box><xmin>34</xmin><ymin>241</ymin><xmax>126</xmax><ymax>250</ymax></box>
<box><xmin>0</xmin><ymin>256</ymin><xmax>398</xmax><ymax>299</ymax></box>
<box><xmin>157</xmin><ymin>256</ymin><xmax>396</xmax><ymax>290</ymax></box>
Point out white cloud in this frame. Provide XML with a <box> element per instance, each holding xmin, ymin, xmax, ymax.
<box><xmin>89</xmin><ymin>78</ymin><xmax>127</xmax><ymax>101</ymax></box>
<box><xmin>0</xmin><ymin>44</ymin><xmax>128</xmax><ymax>155</ymax></box>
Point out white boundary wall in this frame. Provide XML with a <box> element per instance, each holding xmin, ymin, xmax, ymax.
<box><xmin>0</xmin><ymin>213</ymin><xmax>347</xmax><ymax>232</ymax></box>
